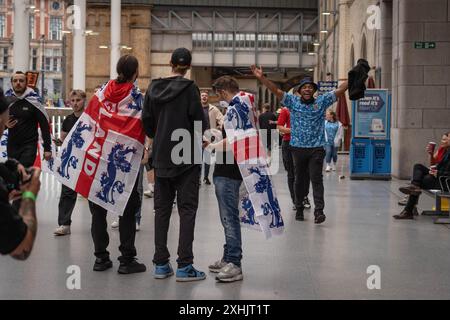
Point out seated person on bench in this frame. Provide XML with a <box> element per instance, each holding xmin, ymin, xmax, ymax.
<box><xmin>394</xmin><ymin>136</ymin><xmax>450</xmax><ymax>220</ymax></box>
<box><xmin>398</xmin><ymin>132</ymin><xmax>450</xmax><ymax>206</ymax></box>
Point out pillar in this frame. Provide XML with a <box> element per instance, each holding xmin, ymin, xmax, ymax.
<box><xmin>73</xmin><ymin>0</ymin><xmax>86</xmax><ymax>90</ymax></box>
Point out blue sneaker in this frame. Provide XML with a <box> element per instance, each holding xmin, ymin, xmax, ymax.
<box><xmin>154</xmin><ymin>262</ymin><xmax>174</xmax><ymax>279</ymax></box>
<box><xmin>176</xmin><ymin>264</ymin><xmax>206</xmax><ymax>282</ymax></box>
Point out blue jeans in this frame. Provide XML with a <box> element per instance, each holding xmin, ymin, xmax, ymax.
<box><xmin>325</xmin><ymin>144</ymin><xmax>338</xmax><ymax>164</ymax></box>
<box><xmin>213</xmin><ymin>176</ymin><xmax>243</xmax><ymax>267</ymax></box>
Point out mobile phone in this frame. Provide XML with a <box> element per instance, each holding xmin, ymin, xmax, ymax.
<box><xmin>20</xmin><ymin>168</ymin><xmax>35</xmax><ymax>185</ymax></box>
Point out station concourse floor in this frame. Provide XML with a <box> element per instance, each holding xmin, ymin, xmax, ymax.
<box><xmin>1</xmin><ymin>155</ymin><xmax>450</xmax><ymax>300</ymax></box>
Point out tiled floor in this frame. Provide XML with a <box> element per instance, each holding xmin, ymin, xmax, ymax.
<box><xmin>1</xmin><ymin>155</ymin><xmax>449</xmax><ymax>300</ymax></box>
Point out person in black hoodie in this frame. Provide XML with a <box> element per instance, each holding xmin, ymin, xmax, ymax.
<box><xmin>142</xmin><ymin>48</ymin><xmax>208</xmax><ymax>282</ymax></box>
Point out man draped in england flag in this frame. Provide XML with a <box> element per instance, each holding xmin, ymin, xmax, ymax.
<box><xmin>207</xmin><ymin>76</ymin><xmax>284</xmax><ymax>283</ymax></box>
<box><xmin>51</xmin><ymin>55</ymin><xmax>147</xmax><ymax>274</ymax></box>
<box><xmin>210</xmin><ymin>76</ymin><xmax>284</xmax><ymax>239</ymax></box>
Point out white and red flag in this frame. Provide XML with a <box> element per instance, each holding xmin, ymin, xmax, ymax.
<box><xmin>50</xmin><ymin>80</ymin><xmax>145</xmax><ymax>214</ymax></box>
<box><xmin>224</xmin><ymin>92</ymin><xmax>284</xmax><ymax>239</ymax></box>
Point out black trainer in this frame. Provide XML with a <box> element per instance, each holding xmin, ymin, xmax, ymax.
<box><xmin>295</xmin><ymin>209</ymin><xmax>304</xmax><ymax>221</ymax></box>
<box><xmin>302</xmin><ymin>197</ymin><xmax>311</xmax><ymax>209</ymax></box>
<box><xmin>93</xmin><ymin>257</ymin><xmax>113</xmax><ymax>271</ymax></box>
<box><xmin>118</xmin><ymin>259</ymin><xmax>147</xmax><ymax>274</ymax></box>
<box><xmin>314</xmin><ymin>211</ymin><xmax>326</xmax><ymax>224</ymax></box>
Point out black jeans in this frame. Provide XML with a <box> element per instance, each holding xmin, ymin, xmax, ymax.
<box><xmin>58</xmin><ymin>184</ymin><xmax>77</xmax><ymax>226</ymax></box>
<box><xmin>291</xmin><ymin>147</ymin><xmax>325</xmax><ymax>212</ymax></box>
<box><xmin>282</xmin><ymin>141</ymin><xmax>310</xmax><ymax>205</ymax></box>
<box><xmin>202</xmin><ymin>149</ymin><xmax>211</xmax><ymax>179</ymax></box>
<box><xmin>89</xmin><ymin>178</ymin><xmax>140</xmax><ymax>263</ymax></box>
<box><xmin>153</xmin><ymin>165</ymin><xmax>201</xmax><ymax>268</ymax></box>
<box><xmin>7</xmin><ymin>143</ymin><xmax>37</xmax><ymax>167</ymax></box>
<box><xmin>406</xmin><ymin>164</ymin><xmax>442</xmax><ymax>212</ymax></box>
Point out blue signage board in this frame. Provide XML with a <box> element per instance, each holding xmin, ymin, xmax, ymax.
<box><xmin>350</xmin><ymin>89</ymin><xmax>391</xmax><ymax>180</ymax></box>
<box><xmin>352</xmin><ymin>89</ymin><xmax>390</xmax><ymax>139</ymax></box>
<box><xmin>318</xmin><ymin>81</ymin><xmax>338</xmax><ymax>95</ymax></box>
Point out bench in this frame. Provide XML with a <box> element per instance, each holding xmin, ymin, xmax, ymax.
<box><xmin>421</xmin><ymin>176</ymin><xmax>450</xmax><ymax>224</ymax></box>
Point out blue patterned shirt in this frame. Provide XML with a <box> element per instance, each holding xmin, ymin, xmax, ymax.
<box><xmin>324</xmin><ymin>120</ymin><xmax>339</xmax><ymax>146</ymax></box>
<box><xmin>281</xmin><ymin>91</ymin><xmax>337</xmax><ymax>148</ymax></box>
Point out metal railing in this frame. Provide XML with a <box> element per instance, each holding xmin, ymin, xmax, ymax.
<box><xmin>46</xmin><ymin>107</ymin><xmax>73</xmax><ymax>138</ymax></box>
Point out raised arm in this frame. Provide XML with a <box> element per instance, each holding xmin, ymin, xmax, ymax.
<box><xmin>251</xmin><ymin>65</ymin><xmax>284</xmax><ymax>101</ymax></box>
<box><xmin>335</xmin><ymin>81</ymin><xmax>348</xmax><ymax>97</ymax></box>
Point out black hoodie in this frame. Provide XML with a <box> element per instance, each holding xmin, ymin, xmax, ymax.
<box><xmin>142</xmin><ymin>76</ymin><xmax>207</xmax><ymax>177</ymax></box>
<box><xmin>348</xmin><ymin>58</ymin><xmax>370</xmax><ymax>101</ymax></box>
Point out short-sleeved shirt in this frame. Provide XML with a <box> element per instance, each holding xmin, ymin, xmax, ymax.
<box><xmin>0</xmin><ymin>202</ymin><xmax>27</xmax><ymax>255</ymax></box>
<box><xmin>281</xmin><ymin>91</ymin><xmax>337</xmax><ymax>148</ymax></box>
<box><xmin>277</xmin><ymin>107</ymin><xmax>291</xmax><ymax>142</ymax></box>
<box><xmin>62</xmin><ymin>113</ymin><xmax>80</xmax><ymax>133</ymax></box>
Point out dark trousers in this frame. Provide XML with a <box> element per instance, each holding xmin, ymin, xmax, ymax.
<box><xmin>282</xmin><ymin>141</ymin><xmax>310</xmax><ymax>205</ymax></box>
<box><xmin>8</xmin><ymin>143</ymin><xmax>37</xmax><ymax>211</ymax></box>
<box><xmin>202</xmin><ymin>149</ymin><xmax>211</xmax><ymax>179</ymax></box>
<box><xmin>153</xmin><ymin>165</ymin><xmax>201</xmax><ymax>268</ymax></box>
<box><xmin>7</xmin><ymin>143</ymin><xmax>37</xmax><ymax>167</ymax></box>
<box><xmin>406</xmin><ymin>164</ymin><xmax>442</xmax><ymax>211</ymax></box>
<box><xmin>58</xmin><ymin>184</ymin><xmax>77</xmax><ymax>226</ymax></box>
<box><xmin>291</xmin><ymin>147</ymin><xmax>325</xmax><ymax>212</ymax></box>
<box><xmin>89</xmin><ymin>178</ymin><xmax>140</xmax><ymax>263</ymax></box>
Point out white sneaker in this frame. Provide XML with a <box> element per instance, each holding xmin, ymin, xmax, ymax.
<box><xmin>215</xmin><ymin>263</ymin><xmax>243</xmax><ymax>283</ymax></box>
<box><xmin>111</xmin><ymin>219</ymin><xmax>119</xmax><ymax>228</ymax></box>
<box><xmin>143</xmin><ymin>190</ymin><xmax>154</xmax><ymax>198</ymax></box>
<box><xmin>325</xmin><ymin>165</ymin><xmax>331</xmax><ymax>172</ymax></box>
<box><xmin>332</xmin><ymin>163</ymin><xmax>337</xmax><ymax>171</ymax></box>
<box><xmin>208</xmin><ymin>259</ymin><xmax>227</xmax><ymax>273</ymax></box>
<box><xmin>54</xmin><ymin>225</ymin><xmax>71</xmax><ymax>236</ymax></box>
<box><xmin>136</xmin><ymin>223</ymin><xmax>140</xmax><ymax>232</ymax></box>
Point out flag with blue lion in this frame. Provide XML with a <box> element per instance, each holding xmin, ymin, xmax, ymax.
<box><xmin>223</xmin><ymin>91</ymin><xmax>284</xmax><ymax>239</ymax></box>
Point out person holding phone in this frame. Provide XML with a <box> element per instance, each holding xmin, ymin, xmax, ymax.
<box><xmin>0</xmin><ymin>90</ymin><xmax>42</xmax><ymax>260</ymax></box>
<box><xmin>53</xmin><ymin>90</ymin><xmax>86</xmax><ymax>236</ymax></box>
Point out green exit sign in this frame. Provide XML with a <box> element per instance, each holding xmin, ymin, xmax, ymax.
<box><xmin>414</xmin><ymin>42</ymin><xmax>436</xmax><ymax>49</ymax></box>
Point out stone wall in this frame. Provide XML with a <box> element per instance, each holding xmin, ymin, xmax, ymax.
<box><xmin>391</xmin><ymin>0</ymin><xmax>450</xmax><ymax>178</ymax></box>
<box><xmin>65</xmin><ymin>4</ymin><xmax>152</xmax><ymax>98</ymax></box>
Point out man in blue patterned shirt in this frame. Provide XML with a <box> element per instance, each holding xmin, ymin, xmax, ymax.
<box><xmin>251</xmin><ymin>65</ymin><xmax>348</xmax><ymax>224</ymax></box>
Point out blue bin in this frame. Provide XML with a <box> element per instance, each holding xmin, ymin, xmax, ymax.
<box><xmin>350</xmin><ymin>138</ymin><xmax>372</xmax><ymax>174</ymax></box>
<box><xmin>372</xmin><ymin>140</ymin><xmax>391</xmax><ymax>174</ymax></box>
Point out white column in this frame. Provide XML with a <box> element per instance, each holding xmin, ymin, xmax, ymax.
<box><xmin>73</xmin><ymin>0</ymin><xmax>86</xmax><ymax>90</ymax></box>
<box><xmin>110</xmin><ymin>0</ymin><xmax>121</xmax><ymax>79</ymax></box>
<box><xmin>13</xmin><ymin>0</ymin><xmax>30</xmax><ymax>72</ymax></box>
